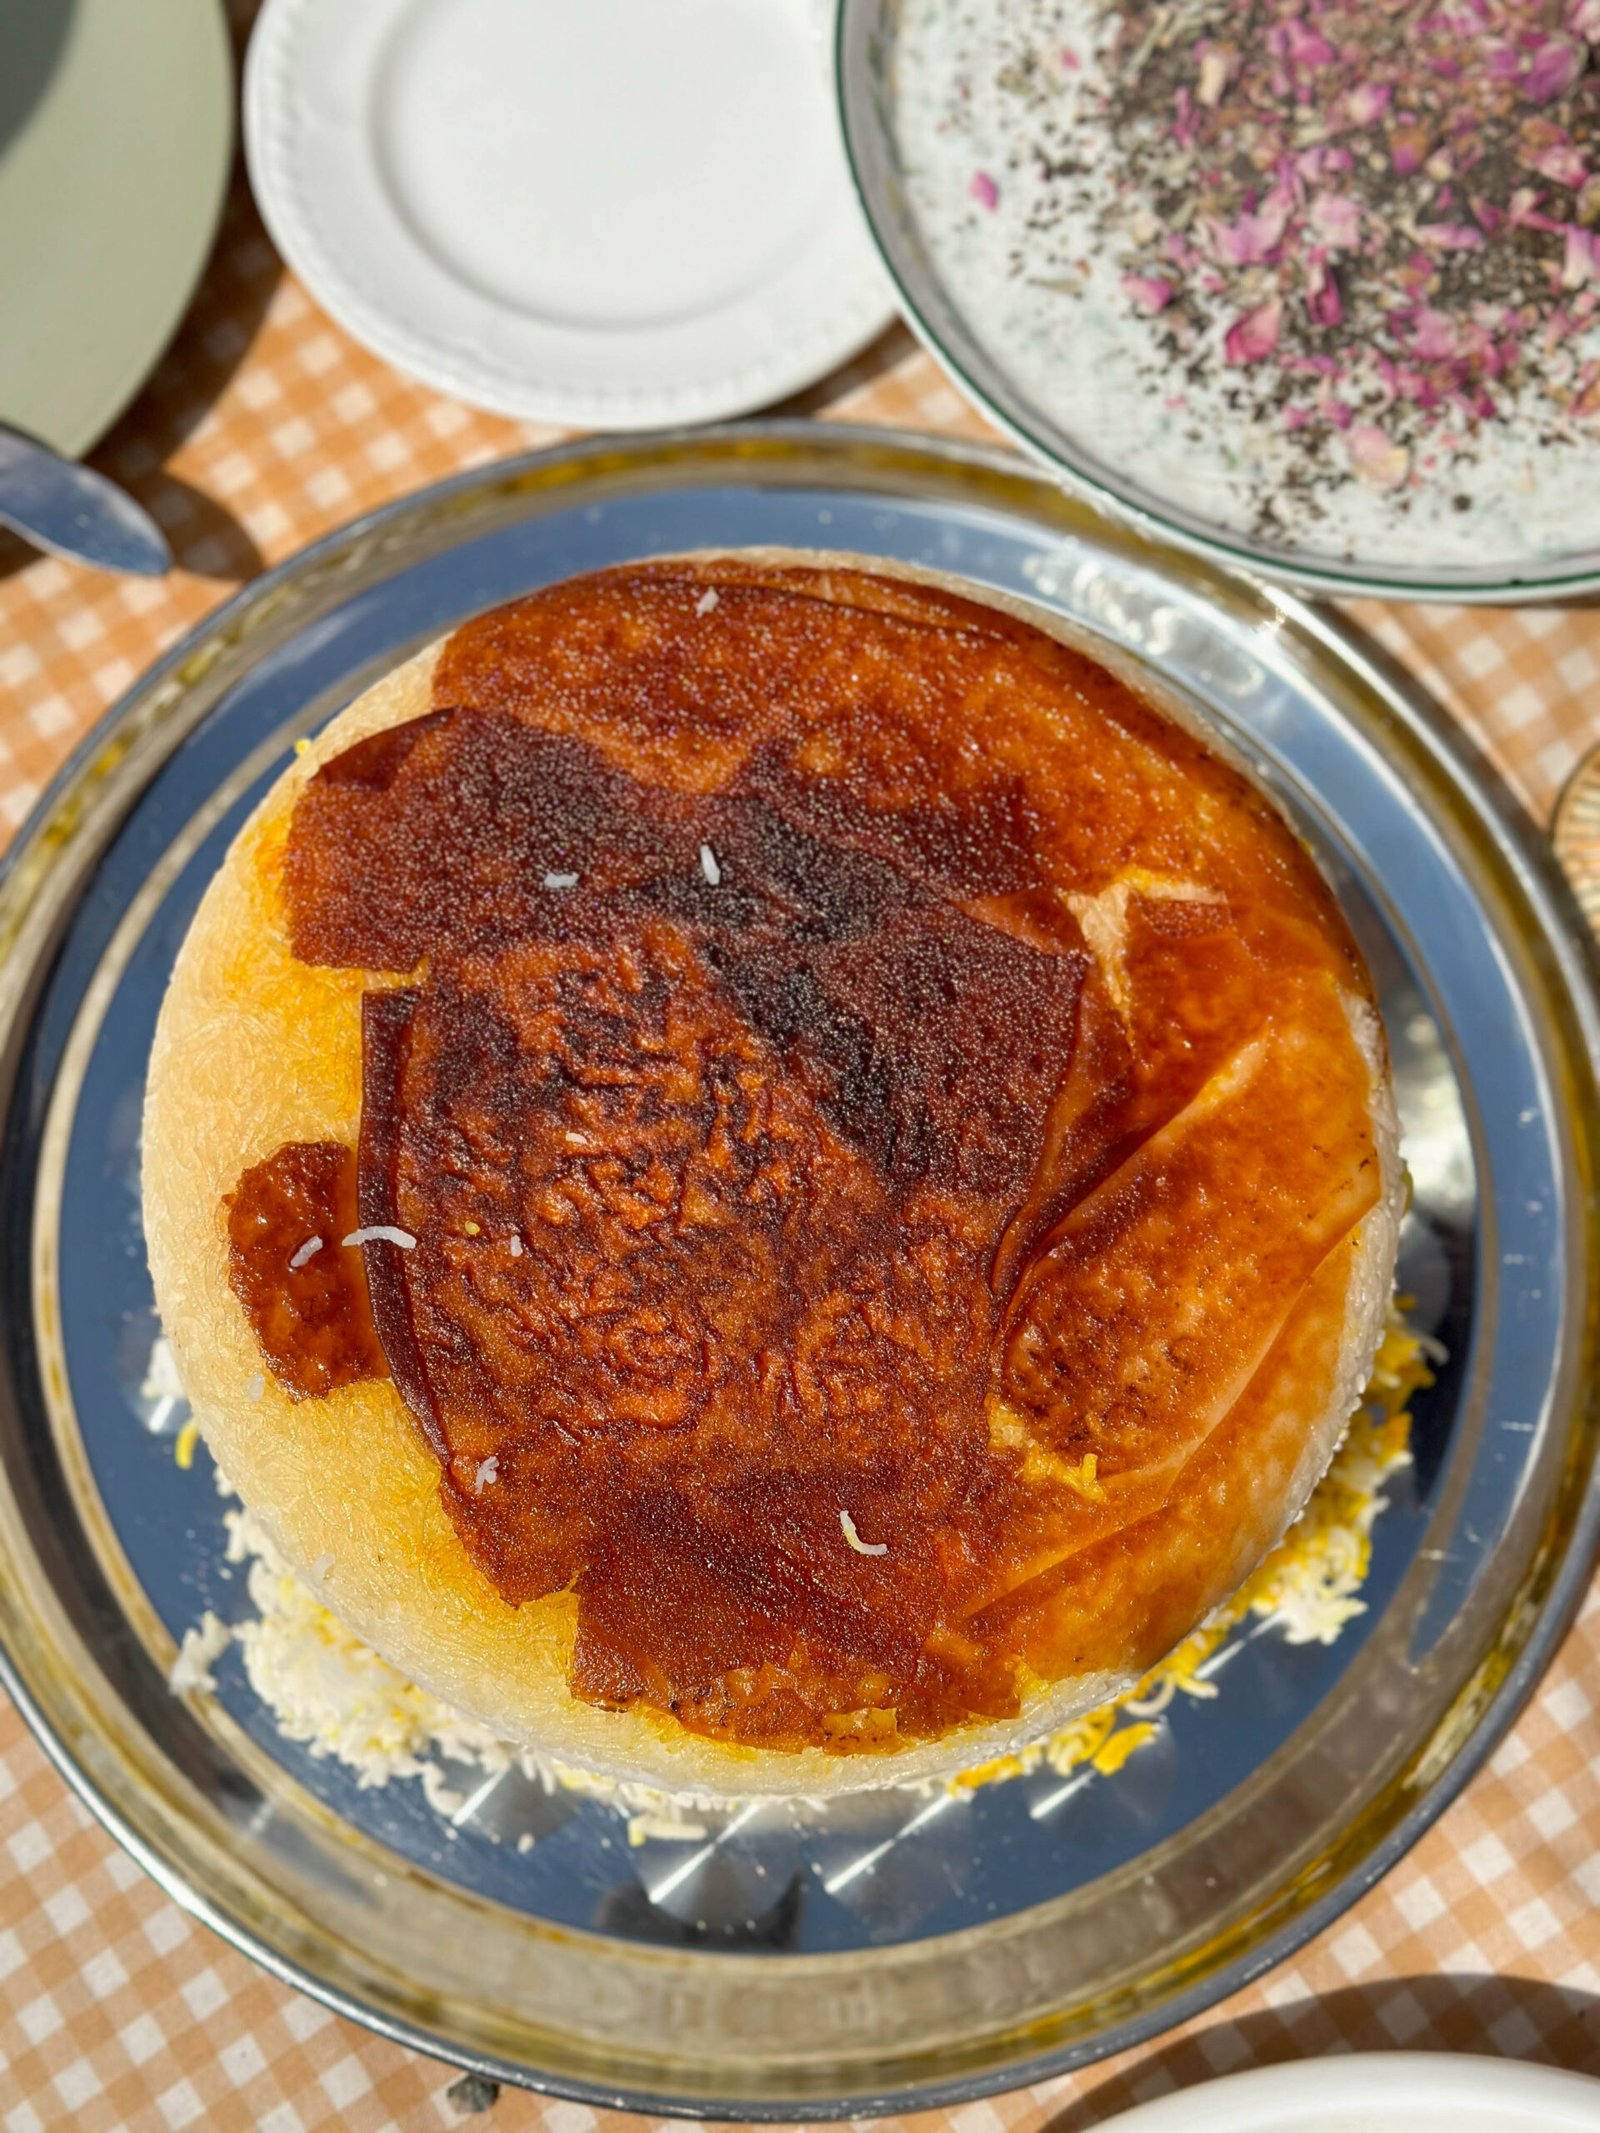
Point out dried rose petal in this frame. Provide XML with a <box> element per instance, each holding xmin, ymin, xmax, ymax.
<box><xmin>970</xmin><ymin>171</ymin><xmax>999</xmax><ymax>212</ymax></box>
<box><xmin>1411</xmin><ymin>308</ymin><xmax>1460</xmax><ymax>358</ymax></box>
<box><xmin>1571</xmin><ymin>363</ymin><xmax>1600</xmax><ymax>419</ymax></box>
<box><xmin>1508</xmin><ymin>186</ymin><xmax>1545</xmax><ymax>228</ymax></box>
<box><xmin>1208</xmin><ymin>183</ymin><xmax>1295</xmax><ymax>265</ymax></box>
<box><xmin>1563</xmin><ymin>225</ymin><xmax>1600</xmax><ymax>286</ymax></box>
<box><xmin>1307</xmin><ymin>256</ymin><xmax>1343</xmax><ymax>327</ymax></box>
<box><xmin>1345</xmin><ymin>425</ymin><xmax>1411</xmax><ymax>488</ymax></box>
<box><xmin>1344</xmin><ymin>80</ymin><xmax>1393</xmax><ymax>126</ymax></box>
<box><xmin>1415</xmin><ymin>222</ymin><xmax>1486</xmax><ymax>251</ymax></box>
<box><xmin>1270</xmin><ymin>18</ymin><xmax>1336</xmax><ymax>68</ymax></box>
<box><xmin>1122</xmin><ymin>273</ymin><xmax>1175</xmax><ymax>314</ymax></box>
<box><xmin>1518</xmin><ymin>122</ymin><xmax>1588</xmax><ymax>189</ymax></box>
<box><xmin>1309</xmin><ymin>192</ymin><xmax>1362</xmax><ymax>249</ymax></box>
<box><xmin>1390</xmin><ymin>123</ymin><xmax>1433</xmax><ymax>177</ymax></box>
<box><xmin>1223</xmin><ymin>297</ymin><xmax>1284</xmax><ymax>363</ymax></box>
<box><xmin>1524</xmin><ymin>36</ymin><xmax>1586</xmax><ymax>105</ymax></box>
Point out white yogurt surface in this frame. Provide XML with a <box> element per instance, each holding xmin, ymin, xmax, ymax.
<box><xmin>893</xmin><ymin>0</ymin><xmax>1600</xmax><ymax>578</ymax></box>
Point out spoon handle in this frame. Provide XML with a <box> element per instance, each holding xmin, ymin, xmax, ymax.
<box><xmin>0</xmin><ymin>424</ymin><xmax>171</xmax><ymax>577</ymax></box>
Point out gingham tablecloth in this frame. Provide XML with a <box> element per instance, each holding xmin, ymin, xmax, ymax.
<box><xmin>3</xmin><ymin>84</ymin><xmax>1600</xmax><ymax>2133</ymax></box>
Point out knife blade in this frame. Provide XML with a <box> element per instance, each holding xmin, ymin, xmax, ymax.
<box><xmin>0</xmin><ymin>424</ymin><xmax>171</xmax><ymax>577</ymax></box>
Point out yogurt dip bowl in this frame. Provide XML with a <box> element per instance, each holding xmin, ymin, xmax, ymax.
<box><xmin>840</xmin><ymin>0</ymin><xmax>1600</xmax><ymax>599</ymax></box>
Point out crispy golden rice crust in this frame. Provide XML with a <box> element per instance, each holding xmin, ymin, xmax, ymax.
<box><xmin>143</xmin><ymin>552</ymin><xmax>1402</xmax><ymax>1796</ymax></box>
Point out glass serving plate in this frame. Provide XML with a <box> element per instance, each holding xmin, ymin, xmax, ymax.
<box><xmin>0</xmin><ymin>425</ymin><xmax>1596</xmax><ymax>2116</ymax></box>
<box><xmin>836</xmin><ymin>0</ymin><xmax>1600</xmax><ymax>605</ymax></box>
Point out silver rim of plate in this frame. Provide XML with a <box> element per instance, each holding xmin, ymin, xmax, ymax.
<box><xmin>0</xmin><ymin>425</ymin><xmax>1597</xmax><ymax>2116</ymax></box>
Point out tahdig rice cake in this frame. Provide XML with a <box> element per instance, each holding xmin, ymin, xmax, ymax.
<box><xmin>143</xmin><ymin>553</ymin><xmax>1402</xmax><ymax>1797</ymax></box>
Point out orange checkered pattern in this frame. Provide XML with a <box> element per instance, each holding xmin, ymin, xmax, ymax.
<box><xmin>2</xmin><ymin>96</ymin><xmax>1599</xmax><ymax>2133</ymax></box>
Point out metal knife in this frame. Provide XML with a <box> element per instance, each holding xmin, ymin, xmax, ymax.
<box><xmin>0</xmin><ymin>423</ymin><xmax>171</xmax><ymax>577</ymax></box>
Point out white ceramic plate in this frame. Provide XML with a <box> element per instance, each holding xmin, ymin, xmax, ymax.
<box><xmin>1100</xmin><ymin>2055</ymin><xmax>1600</xmax><ymax>2133</ymax></box>
<box><xmin>244</xmin><ymin>0</ymin><xmax>894</xmax><ymax>428</ymax></box>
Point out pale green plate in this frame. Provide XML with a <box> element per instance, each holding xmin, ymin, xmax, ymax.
<box><xmin>0</xmin><ymin>0</ymin><xmax>233</xmax><ymax>457</ymax></box>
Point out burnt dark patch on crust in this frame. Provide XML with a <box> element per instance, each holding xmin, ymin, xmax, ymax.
<box><xmin>356</xmin><ymin>988</ymin><xmax>445</xmax><ymax>1461</ymax></box>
